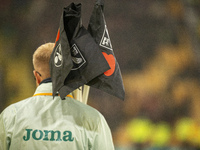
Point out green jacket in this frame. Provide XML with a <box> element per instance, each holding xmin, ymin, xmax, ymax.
<box><xmin>0</xmin><ymin>82</ymin><xmax>114</xmax><ymax>150</ymax></box>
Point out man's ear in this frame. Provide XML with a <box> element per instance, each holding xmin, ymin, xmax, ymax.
<box><xmin>33</xmin><ymin>70</ymin><xmax>42</xmax><ymax>86</ymax></box>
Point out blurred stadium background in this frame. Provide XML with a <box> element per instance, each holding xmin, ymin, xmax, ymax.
<box><xmin>0</xmin><ymin>0</ymin><xmax>200</xmax><ymax>149</ymax></box>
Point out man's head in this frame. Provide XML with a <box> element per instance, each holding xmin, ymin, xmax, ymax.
<box><xmin>33</xmin><ymin>42</ymin><xmax>54</xmax><ymax>86</ymax></box>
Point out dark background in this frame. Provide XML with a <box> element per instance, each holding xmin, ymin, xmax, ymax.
<box><xmin>1</xmin><ymin>0</ymin><xmax>200</xmax><ymax>149</ymax></box>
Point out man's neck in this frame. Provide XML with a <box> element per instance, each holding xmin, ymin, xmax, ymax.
<box><xmin>39</xmin><ymin>78</ymin><xmax>52</xmax><ymax>85</ymax></box>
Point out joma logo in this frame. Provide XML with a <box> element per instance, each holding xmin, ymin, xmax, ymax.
<box><xmin>23</xmin><ymin>129</ymin><xmax>74</xmax><ymax>142</ymax></box>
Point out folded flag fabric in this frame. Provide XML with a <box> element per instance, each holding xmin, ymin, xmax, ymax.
<box><xmin>87</xmin><ymin>0</ymin><xmax>125</xmax><ymax>100</ymax></box>
<box><xmin>50</xmin><ymin>3</ymin><xmax>110</xmax><ymax>99</ymax></box>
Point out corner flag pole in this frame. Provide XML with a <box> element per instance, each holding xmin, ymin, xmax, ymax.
<box><xmin>73</xmin><ymin>87</ymin><xmax>83</xmax><ymax>103</ymax></box>
<box><xmin>82</xmin><ymin>85</ymin><xmax>90</xmax><ymax>104</ymax></box>
<box><xmin>73</xmin><ymin>85</ymin><xmax>90</xmax><ymax>104</ymax></box>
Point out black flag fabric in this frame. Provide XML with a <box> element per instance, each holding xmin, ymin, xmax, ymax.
<box><xmin>50</xmin><ymin>6</ymin><xmax>73</xmax><ymax>98</ymax></box>
<box><xmin>87</xmin><ymin>0</ymin><xmax>125</xmax><ymax>100</ymax></box>
<box><xmin>50</xmin><ymin>3</ymin><xmax>110</xmax><ymax>99</ymax></box>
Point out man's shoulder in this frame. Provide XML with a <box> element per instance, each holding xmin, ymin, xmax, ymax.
<box><xmin>1</xmin><ymin>97</ymin><xmax>32</xmax><ymax>116</ymax></box>
<box><xmin>67</xmin><ymin>98</ymin><xmax>106</xmax><ymax>130</ymax></box>
<box><xmin>68</xmin><ymin>98</ymin><xmax>104</xmax><ymax>121</ymax></box>
<box><xmin>69</xmin><ymin>98</ymin><xmax>102</xmax><ymax>116</ymax></box>
<box><xmin>0</xmin><ymin>97</ymin><xmax>33</xmax><ymax>129</ymax></box>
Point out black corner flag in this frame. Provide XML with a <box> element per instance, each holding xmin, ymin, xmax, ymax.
<box><xmin>87</xmin><ymin>0</ymin><xmax>125</xmax><ymax>100</ymax></box>
<box><xmin>50</xmin><ymin>3</ymin><xmax>110</xmax><ymax>99</ymax></box>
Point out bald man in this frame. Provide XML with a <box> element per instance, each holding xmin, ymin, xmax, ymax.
<box><xmin>0</xmin><ymin>43</ymin><xmax>114</xmax><ymax>150</ymax></box>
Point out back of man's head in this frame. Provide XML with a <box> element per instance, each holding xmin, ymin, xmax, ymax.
<box><xmin>33</xmin><ymin>43</ymin><xmax>54</xmax><ymax>79</ymax></box>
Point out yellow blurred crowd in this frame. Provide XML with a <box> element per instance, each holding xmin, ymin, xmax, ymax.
<box><xmin>114</xmin><ymin>117</ymin><xmax>200</xmax><ymax>149</ymax></box>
